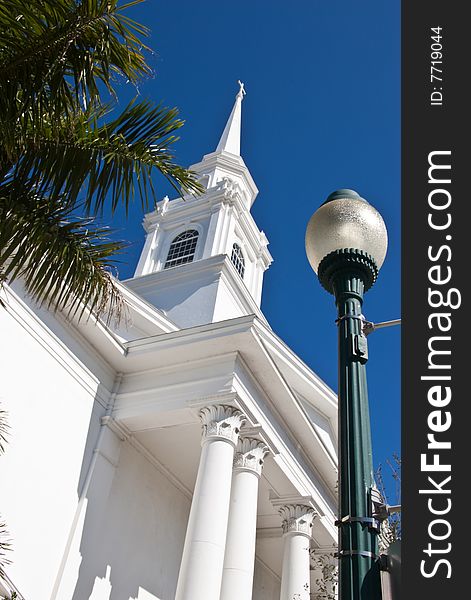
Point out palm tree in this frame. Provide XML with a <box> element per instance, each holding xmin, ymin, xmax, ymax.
<box><xmin>0</xmin><ymin>0</ymin><xmax>202</xmax><ymax>321</ymax></box>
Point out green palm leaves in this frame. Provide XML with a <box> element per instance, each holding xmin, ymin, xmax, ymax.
<box><xmin>0</xmin><ymin>186</ymin><xmax>127</xmax><ymax>320</ymax></box>
<box><xmin>0</xmin><ymin>0</ymin><xmax>201</xmax><ymax>320</ymax></box>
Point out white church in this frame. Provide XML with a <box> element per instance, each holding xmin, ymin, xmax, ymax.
<box><xmin>0</xmin><ymin>85</ymin><xmax>339</xmax><ymax>600</ymax></box>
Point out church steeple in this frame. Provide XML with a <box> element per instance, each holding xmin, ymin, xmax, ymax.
<box><xmin>189</xmin><ymin>81</ymin><xmax>258</xmax><ymax>208</ymax></box>
<box><xmin>215</xmin><ymin>81</ymin><xmax>245</xmax><ymax>156</ymax></box>
<box><xmin>127</xmin><ymin>82</ymin><xmax>273</xmax><ymax>329</ymax></box>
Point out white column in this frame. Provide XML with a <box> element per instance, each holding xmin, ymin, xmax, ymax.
<box><xmin>175</xmin><ymin>405</ymin><xmax>246</xmax><ymax>600</ymax></box>
<box><xmin>220</xmin><ymin>438</ymin><xmax>269</xmax><ymax>600</ymax></box>
<box><xmin>278</xmin><ymin>504</ymin><xmax>317</xmax><ymax>600</ymax></box>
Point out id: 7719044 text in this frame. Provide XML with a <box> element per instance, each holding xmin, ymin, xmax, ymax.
<box><xmin>430</xmin><ymin>26</ymin><xmax>443</xmax><ymax>106</ymax></box>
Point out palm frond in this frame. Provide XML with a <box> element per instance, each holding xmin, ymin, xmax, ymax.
<box><xmin>0</xmin><ymin>182</ymin><xmax>127</xmax><ymax>321</ymax></box>
<box><xmin>14</xmin><ymin>99</ymin><xmax>203</xmax><ymax>213</ymax></box>
<box><xmin>0</xmin><ymin>517</ymin><xmax>12</xmax><ymax>579</ymax></box>
<box><xmin>0</xmin><ymin>0</ymin><xmax>203</xmax><ymax>322</ymax></box>
<box><xmin>0</xmin><ymin>0</ymin><xmax>154</xmax><ymax>169</ymax></box>
<box><xmin>0</xmin><ymin>0</ymin><xmax>151</xmax><ymax>131</ymax></box>
<box><xmin>0</xmin><ymin>406</ymin><xmax>9</xmax><ymax>455</ymax></box>
<box><xmin>0</xmin><ymin>408</ymin><xmax>11</xmax><ymax>578</ymax></box>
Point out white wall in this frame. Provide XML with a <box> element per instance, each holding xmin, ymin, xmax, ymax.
<box><xmin>0</xmin><ymin>299</ymin><xmax>105</xmax><ymax>600</ymax></box>
<box><xmin>126</xmin><ymin>266</ymin><xmax>220</xmax><ymax>328</ymax></box>
<box><xmin>65</xmin><ymin>440</ymin><xmax>191</xmax><ymax>600</ymax></box>
<box><xmin>0</xmin><ymin>293</ymin><xmax>192</xmax><ymax>600</ymax></box>
<box><xmin>252</xmin><ymin>559</ymin><xmax>281</xmax><ymax>600</ymax></box>
<box><xmin>126</xmin><ymin>258</ymin><xmax>253</xmax><ymax>329</ymax></box>
<box><xmin>212</xmin><ymin>280</ymin><xmax>246</xmax><ymax>324</ymax></box>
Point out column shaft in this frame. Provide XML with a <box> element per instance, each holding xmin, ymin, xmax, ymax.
<box><xmin>276</xmin><ymin>504</ymin><xmax>316</xmax><ymax>600</ymax></box>
<box><xmin>280</xmin><ymin>533</ymin><xmax>311</xmax><ymax>600</ymax></box>
<box><xmin>175</xmin><ymin>405</ymin><xmax>245</xmax><ymax>600</ymax></box>
<box><xmin>220</xmin><ymin>439</ymin><xmax>268</xmax><ymax>600</ymax></box>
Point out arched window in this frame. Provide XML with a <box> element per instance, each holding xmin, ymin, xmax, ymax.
<box><xmin>164</xmin><ymin>230</ymin><xmax>199</xmax><ymax>269</ymax></box>
<box><xmin>231</xmin><ymin>243</ymin><xmax>245</xmax><ymax>279</ymax></box>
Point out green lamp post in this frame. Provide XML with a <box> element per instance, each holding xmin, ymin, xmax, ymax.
<box><xmin>305</xmin><ymin>189</ymin><xmax>388</xmax><ymax>600</ymax></box>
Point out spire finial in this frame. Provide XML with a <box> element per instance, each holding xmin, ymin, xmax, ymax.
<box><xmin>237</xmin><ymin>80</ymin><xmax>246</xmax><ymax>100</ymax></box>
<box><xmin>215</xmin><ymin>80</ymin><xmax>246</xmax><ymax>156</ymax></box>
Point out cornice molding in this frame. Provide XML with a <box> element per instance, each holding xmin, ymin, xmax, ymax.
<box><xmin>190</xmin><ymin>150</ymin><xmax>259</xmax><ymax>203</ymax></box>
<box><xmin>116</xmin><ymin>280</ymin><xmax>179</xmax><ymax>334</ymax></box>
<box><xmin>124</xmin><ymin>313</ymin><xmax>256</xmax><ymax>354</ymax></box>
<box><xmin>234</xmin><ymin>352</ymin><xmax>336</xmax><ymax>511</ymax></box>
<box><xmin>139</xmin><ymin>184</ymin><xmax>272</xmax><ymax>267</ymax></box>
<box><xmin>254</xmin><ymin>320</ymin><xmax>337</xmax><ymax>409</ymax></box>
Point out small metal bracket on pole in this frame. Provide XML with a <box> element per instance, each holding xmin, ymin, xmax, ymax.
<box><xmin>335</xmin><ymin>315</ymin><xmax>401</xmax><ymax>336</ymax></box>
<box><xmin>336</xmin><ymin>549</ymin><xmax>381</xmax><ymax>561</ymax></box>
<box><xmin>362</xmin><ymin>318</ymin><xmax>401</xmax><ymax>336</ymax></box>
<box><xmin>335</xmin><ymin>314</ymin><xmax>366</xmax><ymax>325</ymax></box>
<box><xmin>335</xmin><ymin>514</ymin><xmax>380</xmax><ymax>531</ymax></box>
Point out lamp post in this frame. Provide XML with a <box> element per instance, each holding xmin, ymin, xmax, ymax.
<box><xmin>305</xmin><ymin>189</ymin><xmax>388</xmax><ymax>600</ymax></box>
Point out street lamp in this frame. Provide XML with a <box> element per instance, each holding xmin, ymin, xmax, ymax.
<box><xmin>305</xmin><ymin>189</ymin><xmax>388</xmax><ymax>600</ymax></box>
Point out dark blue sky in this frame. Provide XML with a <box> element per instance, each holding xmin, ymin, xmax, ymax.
<box><xmin>111</xmin><ymin>0</ymin><xmax>401</xmax><ymax>497</ymax></box>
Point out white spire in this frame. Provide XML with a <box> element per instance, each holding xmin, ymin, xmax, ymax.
<box><xmin>215</xmin><ymin>80</ymin><xmax>246</xmax><ymax>156</ymax></box>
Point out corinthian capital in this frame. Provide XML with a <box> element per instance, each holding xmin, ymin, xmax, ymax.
<box><xmin>233</xmin><ymin>438</ymin><xmax>270</xmax><ymax>476</ymax></box>
<box><xmin>199</xmin><ymin>405</ymin><xmax>246</xmax><ymax>446</ymax></box>
<box><xmin>278</xmin><ymin>504</ymin><xmax>317</xmax><ymax>537</ymax></box>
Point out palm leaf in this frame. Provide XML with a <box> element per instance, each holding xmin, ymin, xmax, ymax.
<box><xmin>0</xmin><ymin>182</ymin><xmax>127</xmax><ymax>321</ymax></box>
<box><xmin>0</xmin><ymin>0</ymin><xmax>203</xmax><ymax>322</ymax></box>
<box><xmin>14</xmin><ymin>99</ymin><xmax>203</xmax><ymax>213</ymax></box>
<box><xmin>0</xmin><ymin>0</ymin><xmax>151</xmax><ymax>129</ymax></box>
<box><xmin>0</xmin><ymin>406</ymin><xmax>9</xmax><ymax>456</ymax></box>
<box><xmin>0</xmin><ymin>407</ymin><xmax>11</xmax><ymax>577</ymax></box>
<box><xmin>0</xmin><ymin>516</ymin><xmax>12</xmax><ymax>579</ymax></box>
